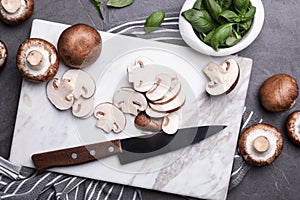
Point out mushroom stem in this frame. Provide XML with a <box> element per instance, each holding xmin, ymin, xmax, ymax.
<box><xmin>26</xmin><ymin>50</ymin><xmax>43</xmax><ymax>67</ymax></box>
<box><xmin>253</xmin><ymin>136</ymin><xmax>270</xmax><ymax>153</ymax></box>
<box><xmin>1</xmin><ymin>0</ymin><xmax>21</xmax><ymax>14</ymax></box>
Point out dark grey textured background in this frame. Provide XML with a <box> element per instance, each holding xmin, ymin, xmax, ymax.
<box><xmin>1</xmin><ymin>0</ymin><xmax>300</xmax><ymax>199</ymax></box>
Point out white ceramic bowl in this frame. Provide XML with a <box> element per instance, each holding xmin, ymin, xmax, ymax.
<box><xmin>179</xmin><ymin>0</ymin><xmax>265</xmax><ymax>56</ymax></box>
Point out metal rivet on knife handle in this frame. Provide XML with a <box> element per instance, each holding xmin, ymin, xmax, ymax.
<box><xmin>31</xmin><ymin>139</ymin><xmax>122</xmax><ymax>172</ymax></box>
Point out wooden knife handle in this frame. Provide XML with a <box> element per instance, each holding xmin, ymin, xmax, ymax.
<box><xmin>31</xmin><ymin>140</ymin><xmax>121</xmax><ymax>172</ymax></box>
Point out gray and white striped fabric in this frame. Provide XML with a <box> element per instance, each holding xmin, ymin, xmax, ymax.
<box><xmin>0</xmin><ymin>13</ymin><xmax>260</xmax><ymax>199</ymax></box>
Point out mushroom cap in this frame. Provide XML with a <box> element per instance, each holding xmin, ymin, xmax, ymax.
<box><xmin>0</xmin><ymin>0</ymin><xmax>34</xmax><ymax>25</ymax></box>
<box><xmin>239</xmin><ymin>123</ymin><xmax>283</xmax><ymax>166</ymax></box>
<box><xmin>72</xmin><ymin>96</ymin><xmax>94</xmax><ymax>118</ymax></box>
<box><xmin>57</xmin><ymin>23</ymin><xmax>102</xmax><ymax>69</ymax></box>
<box><xmin>0</xmin><ymin>40</ymin><xmax>7</xmax><ymax>70</ymax></box>
<box><xmin>17</xmin><ymin>38</ymin><xmax>59</xmax><ymax>82</ymax></box>
<box><xmin>286</xmin><ymin>110</ymin><xmax>300</xmax><ymax>145</ymax></box>
<box><xmin>146</xmin><ymin>73</ymin><xmax>172</xmax><ymax>101</ymax></box>
<box><xmin>260</xmin><ymin>74</ymin><xmax>298</xmax><ymax>112</ymax></box>
<box><xmin>134</xmin><ymin>112</ymin><xmax>162</xmax><ymax>132</ymax></box>
<box><xmin>162</xmin><ymin>112</ymin><xmax>179</xmax><ymax>134</ymax></box>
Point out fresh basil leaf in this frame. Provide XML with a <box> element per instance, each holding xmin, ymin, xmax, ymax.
<box><xmin>233</xmin><ymin>0</ymin><xmax>249</xmax><ymax>13</ymax></box>
<box><xmin>90</xmin><ymin>0</ymin><xmax>104</xmax><ymax>20</ymax></box>
<box><xmin>203</xmin><ymin>0</ymin><xmax>222</xmax><ymax>21</ymax></box>
<box><xmin>218</xmin><ymin>0</ymin><xmax>232</xmax><ymax>10</ymax></box>
<box><xmin>193</xmin><ymin>0</ymin><xmax>205</xmax><ymax>10</ymax></box>
<box><xmin>240</xmin><ymin>6</ymin><xmax>256</xmax><ymax>22</ymax></box>
<box><xmin>211</xmin><ymin>23</ymin><xmax>234</xmax><ymax>51</ymax></box>
<box><xmin>144</xmin><ymin>11</ymin><xmax>165</xmax><ymax>34</ymax></box>
<box><xmin>225</xmin><ymin>29</ymin><xmax>242</xmax><ymax>46</ymax></box>
<box><xmin>203</xmin><ymin>29</ymin><xmax>215</xmax><ymax>44</ymax></box>
<box><xmin>106</xmin><ymin>0</ymin><xmax>134</xmax><ymax>8</ymax></box>
<box><xmin>220</xmin><ymin>10</ymin><xmax>240</xmax><ymax>22</ymax></box>
<box><xmin>182</xmin><ymin>9</ymin><xmax>217</xmax><ymax>34</ymax></box>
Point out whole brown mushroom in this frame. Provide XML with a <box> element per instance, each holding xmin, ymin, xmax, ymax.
<box><xmin>57</xmin><ymin>24</ymin><xmax>102</xmax><ymax>69</ymax></box>
<box><xmin>239</xmin><ymin>123</ymin><xmax>283</xmax><ymax>166</ymax></box>
<box><xmin>286</xmin><ymin>110</ymin><xmax>300</xmax><ymax>145</ymax></box>
<box><xmin>17</xmin><ymin>38</ymin><xmax>59</xmax><ymax>82</ymax></box>
<box><xmin>0</xmin><ymin>40</ymin><xmax>7</xmax><ymax>70</ymax></box>
<box><xmin>260</xmin><ymin>74</ymin><xmax>298</xmax><ymax>112</ymax></box>
<box><xmin>0</xmin><ymin>0</ymin><xmax>34</xmax><ymax>25</ymax></box>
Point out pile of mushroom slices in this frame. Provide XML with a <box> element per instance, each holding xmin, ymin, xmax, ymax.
<box><xmin>203</xmin><ymin>58</ymin><xmax>240</xmax><ymax>96</ymax></box>
<box><xmin>94</xmin><ymin>57</ymin><xmax>185</xmax><ymax>135</ymax></box>
<box><xmin>47</xmin><ymin>69</ymin><xmax>96</xmax><ymax>119</ymax></box>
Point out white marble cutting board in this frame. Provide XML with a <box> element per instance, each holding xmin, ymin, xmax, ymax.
<box><xmin>9</xmin><ymin>19</ymin><xmax>253</xmax><ymax>200</ymax></box>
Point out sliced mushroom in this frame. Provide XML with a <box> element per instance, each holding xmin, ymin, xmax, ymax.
<box><xmin>57</xmin><ymin>24</ymin><xmax>102</xmax><ymax>69</ymax></box>
<box><xmin>0</xmin><ymin>40</ymin><xmax>7</xmax><ymax>70</ymax></box>
<box><xmin>149</xmin><ymin>89</ymin><xmax>186</xmax><ymax>113</ymax></box>
<box><xmin>145</xmin><ymin>106</ymin><xmax>169</xmax><ymax>118</ymax></box>
<box><xmin>260</xmin><ymin>74</ymin><xmax>298</xmax><ymax>112</ymax></box>
<box><xmin>62</xmin><ymin>69</ymin><xmax>96</xmax><ymax>99</ymax></box>
<box><xmin>94</xmin><ymin>102</ymin><xmax>126</xmax><ymax>133</ymax></box>
<box><xmin>286</xmin><ymin>110</ymin><xmax>300</xmax><ymax>145</ymax></box>
<box><xmin>72</xmin><ymin>96</ymin><xmax>94</xmax><ymax>118</ymax></box>
<box><xmin>134</xmin><ymin>112</ymin><xmax>163</xmax><ymax>132</ymax></box>
<box><xmin>153</xmin><ymin>75</ymin><xmax>181</xmax><ymax>104</ymax></box>
<box><xmin>162</xmin><ymin>112</ymin><xmax>179</xmax><ymax>134</ymax></box>
<box><xmin>146</xmin><ymin>73</ymin><xmax>172</xmax><ymax>101</ymax></box>
<box><xmin>239</xmin><ymin>123</ymin><xmax>283</xmax><ymax>166</ymax></box>
<box><xmin>17</xmin><ymin>38</ymin><xmax>59</xmax><ymax>82</ymax></box>
<box><xmin>113</xmin><ymin>87</ymin><xmax>148</xmax><ymax>116</ymax></box>
<box><xmin>0</xmin><ymin>0</ymin><xmax>34</xmax><ymax>25</ymax></box>
<box><xmin>47</xmin><ymin>78</ymin><xmax>74</xmax><ymax>110</ymax></box>
<box><xmin>203</xmin><ymin>58</ymin><xmax>240</xmax><ymax>96</ymax></box>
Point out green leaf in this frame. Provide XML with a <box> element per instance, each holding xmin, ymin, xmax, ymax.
<box><xmin>240</xmin><ymin>6</ymin><xmax>256</xmax><ymax>22</ymax></box>
<box><xmin>193</xmin><ymin>0</ymin><xmax>205</xmax><ymax>10</ymax></box>
<box><xmin>182</xmin><ymin>9</ymin><xmax>217</xmax><ymax>34</ymax></box>
<box><xmin>238</xmin><ymin>19</ymin><xmax>252</xmax><ymax>34</ymax></box>
<box><xmin>106</xmin><ymin>0</ymin><xmax>134</xmax><ymax>8</ymax></box>
<box><xmin>220</xmin><ymin>10</ymin><xmax>240</xmax><ymax>22</ymax></box>
<box><xmin>144</xmin><ymin>11</ymin><xmax>165</xmax><ymax>34</ymax></box>
<box><xmin>203</xmin><ymin>0</ymin><xmax>222</xmax><ymax>21</ymax></box>
<box><xmin>225</xmin><ymin>29</ymin><xmax>242</xmax><ymax>46</ymax></box>
<box><xmin>233</xmin><ymin>0</ymin><xmax>249</xmax><ymax>13</ymax></box>
<box><xmin>211</xmin><ymin>23</ymin><xmax>234</xmax><ymax>51</ymax></box>
<box><xmin>90</xmin><ymin>0</ymin><xmax>104</xmax><ymax>20</ymax></box>
<box><xmin>203</xmin><ymin>29</ymin><xmax>215</xmax><ymax>44</ymax></box>
<box><xmin>218</xmin><ymin>0</ymin><xmax>232</xmax><ymax>10</ymax></box>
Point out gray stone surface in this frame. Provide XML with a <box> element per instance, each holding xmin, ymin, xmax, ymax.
<box><xmin>0</xmin><ymin>0</ymin><xmax>299</xmax><ymax>199</ymax></box>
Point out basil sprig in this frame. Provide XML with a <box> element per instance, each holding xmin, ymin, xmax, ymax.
<box><xmin>182</xmin><ymin>0</ymin><xmax>256</xmax><ymax>51</ymax></box>
<box><xmin>90</xmin><ymin>0</ymin><xmax>104</xmax><ymax>20</ymax></box>
<box><xmin>144</xmin><ymin>11</ymin><xmax>165</xmax><ymax>34</ymax></box>
<box><xmin>106</xmin><ymin>0</ymin><xmax>134</xmax><ymax>8</ymax></box>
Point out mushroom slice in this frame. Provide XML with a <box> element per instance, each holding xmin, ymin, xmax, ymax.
<box><xmin>154</xmin><ymin>75</ymin><xmax>181</xmax><ymax>104</ymax></box>
<box><xmin>260</xmin><ymin>74</ymin><xmax>298</xmax><ymax>112</ymax></box>
<box><xmin>146</xmin><ymin>73</ymin><xmax>172</xmax><ymax>101</ymax></box>
<box><xmin>62</xmin><ymin>69</ymin><xmax>96</xmax><ymax>99</ymax></box>
<box><xmin>127</xmin><ymin>64</ymin><xmax>158</xmax><ymax>92</ymax></box>
<box><xmin>134</xmin><ymin>112</ymin><xmax>163</xmax><ymax>132</ymax></box>
<box><xmin>203</xmin><ymin>58</ymin><xmax>240</xmax><ymax>96</ymax></box>
<box><xmin>94</xmin><ymin>102</ymin><xmax>126</xmax><ymax>133</ymax></box>
<box><xmin>239</xmin><ymin>123</ymin><xmax>283</xmax><ymax>166</ymax></box>
<box><xmin>113</xmin><ymin>87</ymin><xmax>148</xmax><ymax>116</ymax></box>
<box><xmin>145</xmin><ymin>106</ymin><xmax>169</xmax><ymax>118</ymax></box>
<box><xmin>17</xmin><ymin>38</ymin><xmax>59</xmax><ymax>82</ymax></box>
<box><xmin>149</xmin><ymin>90</ymin><xmax>186</xmax><ymax>113</ymax></box>
<box><xmin>0</xmin><ymin>0</ymin><xmax>34</xmax><ymax>25</ymax></box>
<box><xmin>0</xmin><ymin>40</ymin><xmax>7</xmax><ymax>70</ymax></box>
<box><xmin>47</xmin><ymin>78</ymin><xmax>74</xmax><ymax>110</ymax></box>
<box><xmin>286</xmin><ymin>110</ymin><xmax>300</xmax><ymax>145</ymax></box>
<box><xmin>72</xmin><ymin>96</ymin><xmax>94</xmax><ymax>118</ymax></box>
<box><xmin>162</xmin><ymin>112</ymin><xmax>179</xmax><ymax>134</ymax></box>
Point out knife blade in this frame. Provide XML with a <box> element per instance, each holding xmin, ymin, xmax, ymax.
<box><xmin>31</xmin><ymin>125</ymin><xmax>226</xmax><ymax>171</ymax></box>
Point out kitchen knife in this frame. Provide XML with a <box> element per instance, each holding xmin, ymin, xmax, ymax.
<box><xmin>32</xmin><ymin>125</ymin><xmax>226</xmax><ymax>171</ymax></box>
